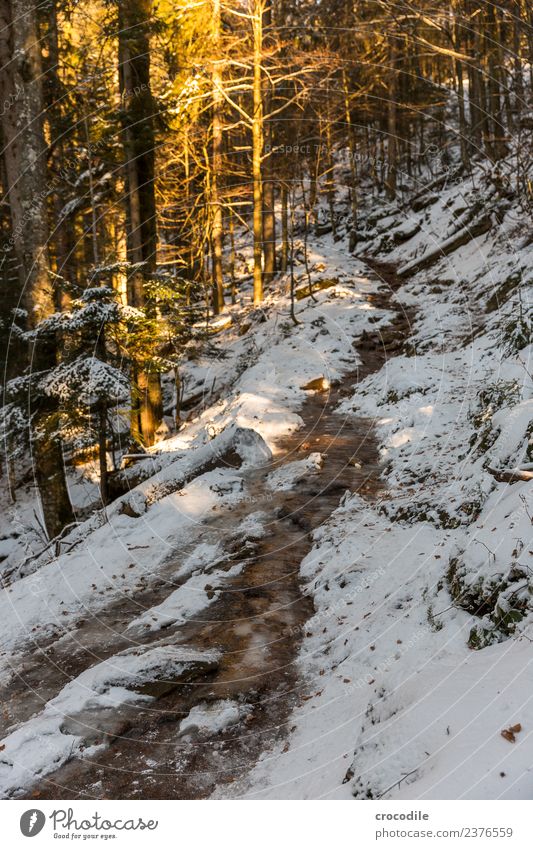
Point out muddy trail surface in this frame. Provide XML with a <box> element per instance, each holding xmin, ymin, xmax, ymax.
<box><xmin>10</xmin><ymin>261</ymin><xmax>411</xmax><ymax>800</ymax></box>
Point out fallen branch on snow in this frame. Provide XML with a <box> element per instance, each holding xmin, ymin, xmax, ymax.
<box><xmin>486</xmin><ymin>466</ymin><xmax>533</xmax><ymax>484</ymax></box>
<box><xmin>397</xmin><ymin>214</ymin><xmax>492</xmax><ymax>278</ymax></box>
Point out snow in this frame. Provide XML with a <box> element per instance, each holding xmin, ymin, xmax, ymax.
<box><xmin>40</xmin><ymin>356</ymin><xmax>129</xmax><ymax>405</ymax></box>
<box><xmin>391</xmin><ymin>640</ymin><xmax>533</xmax><ymax>800</ymax></box>
<box><xmin>233</xmin><ymin>511</ymin><xmax>268</xmax><ymax>540</ymax></box>
<box><xmin>179</xmin><ymin>699</ymin><xmax>250</xmax><ymax>737</ymax></box>
<box><xmin>126</xmin><ymin>555</ymin><xmax>247</xmax><ymax>635</ymax></box>
<box><xmin>1</xmin><ymin>148</ymin><xmax>532</xmax><ymax>801</ymax></box>
<box><xmin>223</xmin><ymin>161</ymin><xmax>533</xmax><ymax>801</ymax></box>
<box><xmin>266</xmin><ymin>453</ymin><xmax>323</xmax><ymax>491</ymax></box>
<box><xmin>0</xmin><ymin>467</ymin><xmax>246</xmax><ymax>664</ymax></box>
<box><xmin>0</xmin><ymin>644</ymin><xmax>220</xmax><ymax>797</ymax></box>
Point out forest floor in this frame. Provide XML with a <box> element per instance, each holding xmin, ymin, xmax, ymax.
<box><xmin>0</xmin><ymin>234</ymin><xmax>388</xmax><ymax>799</ymax></box>
<box><xmin>0</xmin><ymin>159</ymin><xmax>532</xmax><ymax>800</ymax></box>
<box><xmin>16</xmin><ymin>262</ymin><xmax>402</xmax><ymax>799</ymax></box>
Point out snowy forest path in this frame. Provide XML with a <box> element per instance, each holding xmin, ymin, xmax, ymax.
<box><xmin>9</xmin><ymin>261</ymin><xmax>411</xmax><ymax>800</ymax></box>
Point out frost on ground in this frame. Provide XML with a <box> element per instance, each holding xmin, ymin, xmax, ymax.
<box><xmin>0</xmin><ymin>261</ymin><xmax>375</xmax><ymax>660</ymax></box>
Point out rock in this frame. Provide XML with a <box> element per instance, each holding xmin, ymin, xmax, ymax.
<box><xmin>155</xmin><ymin>418</ymin><xmax>173</xmax><ymax>440</ymax></box>
<box><xmin>234</xmin><ymin>427</ymin><xmax>272</xmax><ymax>467</ymax></box>
<box><xmin>132</xmin><ymin>646</ymin><xmax>221</xmax><ymax>696</ymax></box>
<box><xmin>59</xmin><ymin>647</ymin><xmax>222</xmax><ymax>745</ymax></box>
<box><xmin>178</xmin><ymin>699</ymin><xmax>248</xmax><ymax>738</ymax></box>
<box><xmin>301</xmin><ymin>376</ymin><xmax>330</xmax><ymax>392</ymax></box>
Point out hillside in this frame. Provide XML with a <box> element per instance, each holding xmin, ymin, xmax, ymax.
<box><xmin>0</xmin><ymin>149</ymin><xmax>532</xmax><ymax>800</ymax></box>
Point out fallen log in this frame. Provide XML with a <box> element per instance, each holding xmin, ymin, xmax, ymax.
<box><xmin>295</xmin><ymin>277</ymin><xmax>338</xmax><ymax>300</ymax></box>
<box><xmin>405</xmin><ymin>166</ymin><xmax>464</xmax><ymax>210</ymax></box>
<box><xmin>109</xmin><ymin>425</ymin><xmax>272</xmax><ymax>500</ymax></box>
<box><xmin>486</xmin><ymin>466</ymin><xmax>533</xmax><ymax>484</ymax></box>
<box><xmin>144</xmin><ymin>426</ymin><xmax>273</xmax><ymax>504</ymax></box>
<box><xmin>397</xmin><ymin>214</ymin><xmax>492</xmax><ymax>278</ymax></box>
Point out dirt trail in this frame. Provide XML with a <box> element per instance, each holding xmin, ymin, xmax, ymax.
<box><xmin>12</xmin><ymin>260</ymin><xmax>410</xmax><ymax>800</ymax></box>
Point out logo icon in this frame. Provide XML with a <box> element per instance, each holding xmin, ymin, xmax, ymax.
<box><xmin>20</xmin><ymin>810</ymin><xmax>46</xmax><ymax>837</ymax></box>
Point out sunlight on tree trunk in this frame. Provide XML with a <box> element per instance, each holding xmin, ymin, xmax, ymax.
<box><xmin>252</xmin><ymin>0</ymin><xmax>264</xmax><ymax>305</ymax></box>
<box><xmin>118</xmin><ymin>0</ymin><xmax>162</xmax><ymax>446</ymax></box>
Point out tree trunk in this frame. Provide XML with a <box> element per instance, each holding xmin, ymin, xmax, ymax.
<box><xmin>288</xmin><ymin>186</ymin><xmax>299</xmax><ymax>326</ymax></box>
<box><xmin>229</xmin><ymin>206</ymin><xmax>237</xmax><ymax>303</ymax></box>
<box><xmin>324</xmin><ymin>118</ymin><xmax>336</xmax><ymax>237</ymax></box>
<box><xmin>280</xmin><ymin>182</ymin><xmax>288</xmax><ymax>272</ymax></box>
<box><xmin>252</xmin><ymin>0</ymin><xmax>264</xmax><ymax>305</ymax></box>
<box><xmin>486</xmin><ymin>3</ymin><xmax>506</xmax><ymax>160</ymax></box>
<box><xmin>385</xmin><ymin>40</ymin><xmax>398</xmax><ymax>200</ymax></box>
<box><xmin>262</xmin><ymin>0</ymin><xmax>275</xmax><ymax>288</ymax></box>
<box><xmin>118</xmin><ymin>0</ymin><xmax>162</xmax><ymax>446</ymax></box>
<box><xmin>0</xmin><ymin>0</ymin><xmax>74</xmax><ymax>539</ymax></box>
<box><xmin>453</xmin><ymin>5</ymin><xmax>470</xmax><ymax>169</ymax></box>
<box><xmin>42</xmin><ymin>1</ymin><xmax>78</xmax><ymax>302</ymax></box>
<box><xmin>342</xmin><ymin>68</ymin><xmax>358</xmax><ymax>227</ymax></box>
<box><xmin>262</xmin><ymin>156</ymin><xmax>276</xmax><ymax>284</ymax></box>
<box><xmin>455</xmin><ymin>57</ymin><xmax>470</xmax><ymax>168</ymax></box>
<box><xmin>98</xmin><ymin>404</ymin><xmax>109</xmax><ymax>505</ymax></box>
<box><xmin>512</xmin><ymin>1</ymin><xmax>524</xmax><ymax>113</ymax></box>
<box><xmin>211</xmin><ymin>0</ymin><xmax>224</xmax><ymax>313</ymax></box>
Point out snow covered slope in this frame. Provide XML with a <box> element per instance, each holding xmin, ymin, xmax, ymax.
<box><xmin>234</xmin><ymin>162</ymin><xmax>533</xmax><ymax>800</ymax></box>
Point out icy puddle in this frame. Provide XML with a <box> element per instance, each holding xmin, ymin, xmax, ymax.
<box><xmin>2</xmin><ymin>262</ymin><xmax>410</xmax><ymax>799</ymax></box>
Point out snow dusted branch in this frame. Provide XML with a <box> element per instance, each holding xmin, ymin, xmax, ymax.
<box><xmin>486</xmin><ymin>466</ymin><xmax>533</xmax><ymax>484</ymax></box>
